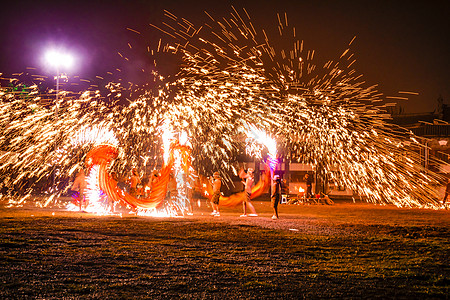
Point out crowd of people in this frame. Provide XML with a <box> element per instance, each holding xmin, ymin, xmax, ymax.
<box><xmin>207</xmin><ymin>167</ymin><xmax>284</xmax><ymax>219</ymax></box>
<box><xmin>69</xmin><ymin>161</ymin><xmax>309</xmax><ymax>219</ymax></box>
<box><xmin>70</xmin><ymin>164</ymin><xmax>450</xmax><ymax>216</ymax></box>
<box><xmin>70</xmin><ymin>164</ymin><xmax>288</xmax><ymax>219</ymax></box>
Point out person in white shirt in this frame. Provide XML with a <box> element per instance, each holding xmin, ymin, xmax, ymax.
<box><xmin>210</xmin><ymin>172</ymin><xmax>221</xmax><ymax>216</ymax></box>
<box><xmin>239</xmin><ymin>168</ymin><xmax>258</xmax><ymax>217</ymax></box>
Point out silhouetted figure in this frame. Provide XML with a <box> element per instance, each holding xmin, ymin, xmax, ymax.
<box><xmin>304</xmin><ymin>173</ymin><xmax>313</xmax><ymax>200</ymax></box>
<box><xmin>271</xmin><ymin>175</ymin><xmax>282</xmax><ymax>219</ymax></box>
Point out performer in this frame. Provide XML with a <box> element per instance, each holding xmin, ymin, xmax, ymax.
<box><xmin>239</xmin><ymin>168</ymin><xmax>258</xmax><ymax>217</ymax></box>
<box><xmin>150</xmin><ymin>170</ymin><xmax>159</xmax><ymax>189</ymax></box>
<box><xmin>271</xmin><ymin>175</ymin><xmax>282</xmax><ymax>219</ymax></box>
<box><xmin>129</xmin><ymin>168</ymin><xmax>140</xmax><ymax>197</ymax></box>
<box><xmin>71</xmin><ymin>169</ymin><xmax>87</xmax><ymax>211</ymax></box>
<box><xmin>210</xmin><ymin>172</ymin><xmax>221</xmax><ymax>216</ymax></box>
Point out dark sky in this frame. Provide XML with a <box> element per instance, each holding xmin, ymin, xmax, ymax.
<box><xmin>0</xmin><ymin>0</ymin><xmax>448</xmax><ymax>113</ymax></box>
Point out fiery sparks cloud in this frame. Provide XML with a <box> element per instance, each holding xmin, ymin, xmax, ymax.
<box><xmin>0</xmin><ymin>7</ymin><xmax>448</xmax><ymax>210</ymax></box>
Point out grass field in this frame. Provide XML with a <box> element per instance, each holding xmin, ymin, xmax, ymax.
<box><xmin>0</xmin><ymin>199</ymin><xmax>449</xmax><ymax>299</ymax></box>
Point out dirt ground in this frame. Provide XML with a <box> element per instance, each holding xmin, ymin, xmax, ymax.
<box><xmin>0</xmin><ymin>199</ymin><xmax>449</xmax><ymax>299</ymax></box>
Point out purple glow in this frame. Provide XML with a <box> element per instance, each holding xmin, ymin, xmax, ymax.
<box><xmin>267</xmin><ymin>156</ymin><xmax>278</xmax><ymax>171</ymax></box>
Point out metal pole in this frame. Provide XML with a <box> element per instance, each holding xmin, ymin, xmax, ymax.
<box><xmin>52</xmin><ymin>68</ymin><xmax>59</xmax><ymax>192</ymax></box>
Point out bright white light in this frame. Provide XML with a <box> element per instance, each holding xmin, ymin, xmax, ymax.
<box><xmin>45</xmin><ymin>50</ymin><xmax>74</xmax><ymax>69</ymax></box>
<box><xmin>179</xmin><ymin>131</ymin><xmax>189</xmax><ymax>146</ymax></box>
<box><xmin>162</xmin><ymin>120</ymin><xmax>174</xmax><ymax>164</ymax></box>
<box><xmin>245</xmin><ymin>124</ymin><xmax>278</xmax><ymax>170</ymax></box>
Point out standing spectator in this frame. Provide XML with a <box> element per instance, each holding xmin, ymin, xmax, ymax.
<box><xmin>304</xmin><ymin>173</ymin><xmax>313</xmax><ymax>200</ymax></box>
<box><xmin>271</xmin><ymin>175</ymin><xmax>282</xmax><ymax>220</ymax></box>
<box><xmin>239</xmin><ymin>168</ymin><xmax>258</xmax><ymax>217</ymax></box>
<box><xmin>210</xmin><ymin>172</ymin><xmax>221</xmax><ymax>216</ymax></box>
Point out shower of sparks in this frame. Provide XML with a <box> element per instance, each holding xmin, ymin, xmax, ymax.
<box><xmin>160</xmin><ymin>124</ymin><xmax>193</xmax><ymax>216</ymax></box>
<box><xmin>169</xmin><ymin>148</ymin><xmax>190</xmax><ymax>215</ymax></box>
<box><xmin>0</xmin><ymin>7</ymin><xmax>448</xmax><ymax>210</ymax></box>
<box><xmin>83</xmin><ymin>165</ymin><xmax>112</xmax><ymax>215</ymax></box>
<box><xmin>144</xmin><ymin>7</ymin><xmax>448</xmax><ymax>209</ymax></box>
<box><xmin>162</xmin><ymin>119</ymin><xmax>175</xmax><ymax>165</ymax></box>
<box><xmin>71</xmin><ymin>126</ymin><xmax>119</xmax><ymax>147</ymax></box>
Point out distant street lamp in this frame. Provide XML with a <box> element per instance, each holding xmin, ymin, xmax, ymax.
<box><xmin>45</xmin><ymin>49</ymin><xmax>74</xmax><ymax>192</ymax></box>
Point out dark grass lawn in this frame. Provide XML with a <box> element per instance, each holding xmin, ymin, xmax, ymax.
<box><xmin>0</xmin><ymin>200</ymin><xmax>449</xmax><ymax>299</ymax></box>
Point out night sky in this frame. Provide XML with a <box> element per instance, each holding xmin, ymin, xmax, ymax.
<box><xmin>0</xmin><ymin>0</ymin><xmax>448</xmax><ymax>113</ymax></box>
